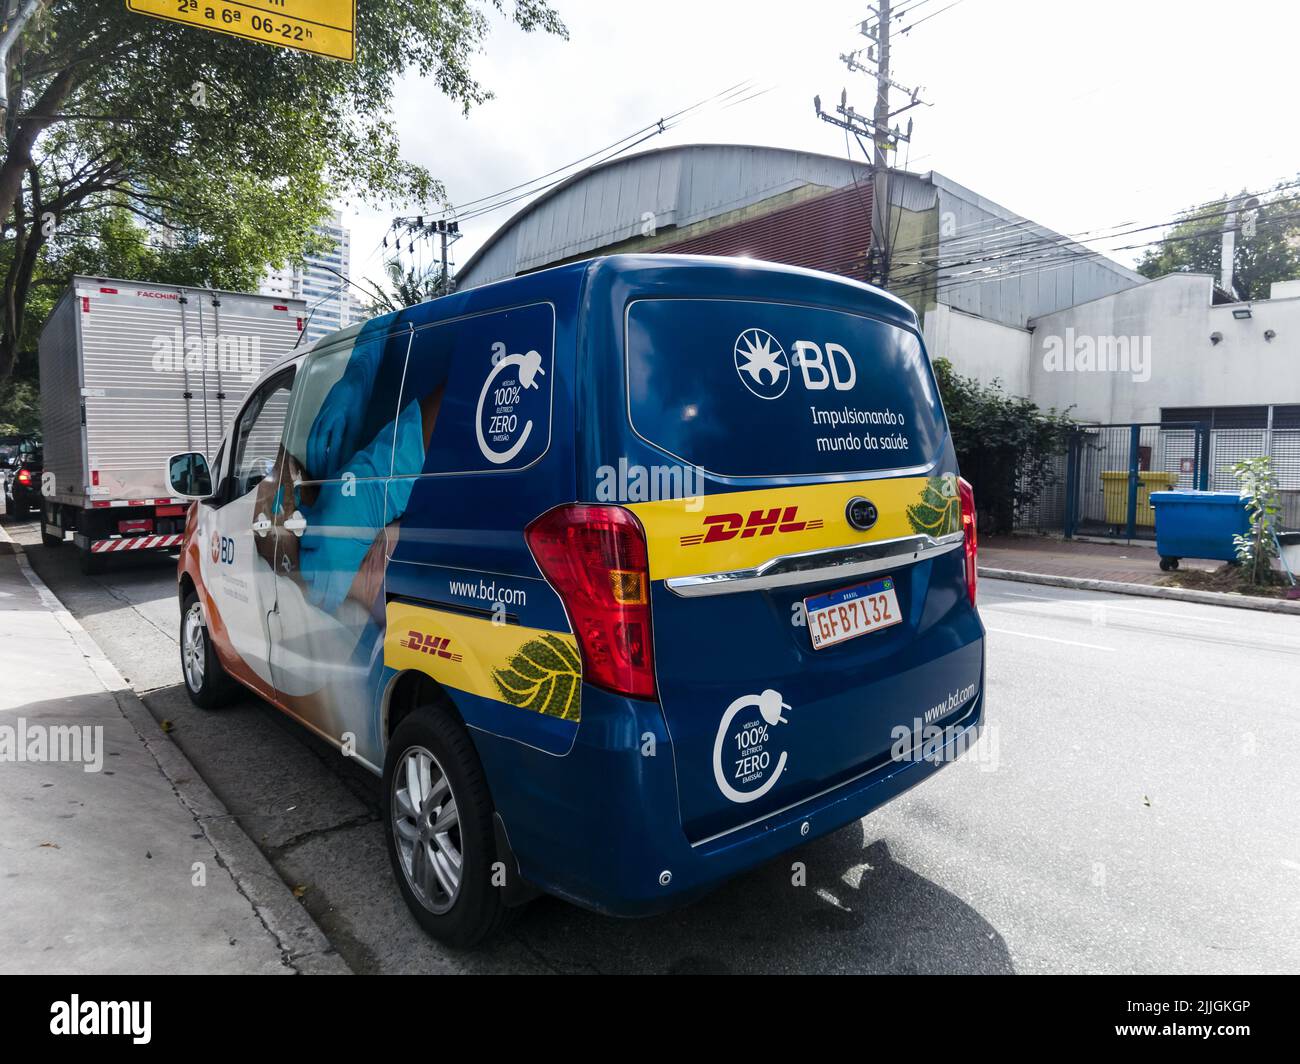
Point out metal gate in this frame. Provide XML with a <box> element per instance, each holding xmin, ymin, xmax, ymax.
<box><xmin>1064</xmin><ymin>422</ymin><xmax>1209</xmax><ymax>540</ymax></box>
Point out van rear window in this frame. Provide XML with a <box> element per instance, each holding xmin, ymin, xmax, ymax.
<box><xmin>625</xmin><ymin>298</ymin><xmax>946</xmax><ymax>478</ymax></box>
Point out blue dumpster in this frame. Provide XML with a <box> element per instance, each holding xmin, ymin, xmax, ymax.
<box><xmin>1149</xmin><ymin>491</ymin><xmax>1249</xmax><ymax>571</ymax></box>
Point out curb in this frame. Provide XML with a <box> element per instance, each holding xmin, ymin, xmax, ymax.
<box><xmin>0</xmin><ymin>522</ymin><xmax>351</xmax><ymax>975</ymax></box>
<box><xmin>980</xmin><ymin>566</ymin><xmax>1300</xmax><ymax>615</ymax></box>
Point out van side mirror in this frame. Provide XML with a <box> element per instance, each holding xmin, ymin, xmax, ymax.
<box><xmin>167</xmin><ymin>451</ymin><xmax>213</xmax><ymax>499</ymax></box>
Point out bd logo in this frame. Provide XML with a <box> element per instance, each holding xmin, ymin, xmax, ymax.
<box><xmin>209</xmin><ymin>530</ymin><xmax>234</xmax><ymax>565</ymax></box>
<box><xmin>680</xmin><ymin>505</ymin><xmax>823</xmax><ymax>547</ymax></box>
<box><xmin>734</xmin><ymin>329</ymin><xmax>790</xmax><ymax>399</ymax></box>
<box><xmin>734</xmin><ymin>328</ymin><xmax>857</xmax><ymax>398</ymax></box>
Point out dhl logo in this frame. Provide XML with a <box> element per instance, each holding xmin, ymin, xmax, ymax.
<box><xmin>680</xmin><ymin>505</ymin><xmax>824</xmax><ymax>547</ymax></box>
<box><xmin>398</xmin><ymin>630</ymin><xmax>464</xmax><ymax>662</ymax></box>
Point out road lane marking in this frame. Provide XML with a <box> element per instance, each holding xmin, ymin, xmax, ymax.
<box><xmin>985</xmin><ymin>626</ymin><xmax>1115</xmax><ymax>652</ymax></box>
<box><xmin>990</xmin><ymin>588</ymin><xmax>1300</xmax><ymax>627</ymax></box>
<box><xmin>985</xmin><ymin>591</ymin><xmax>1300</xmax><ymax>655</ymax></box>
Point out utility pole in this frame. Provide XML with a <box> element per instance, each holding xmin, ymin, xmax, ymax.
<box><xmin>1220</xmin><ymin>191</ymin><xmax>1260</xmax><ymax>298</ymax></box>
<box><xmin>872</xmin><ymin>0</ymin><xmax>892</xmax><ymax>169</ymax></box>
<box><xmin>431</xmin><ymin>219</ymin><xmax>461</xmax><ymax>295</ymax></box>
<box><xmin>814</xmin><ymin>2</ymin><xmax>930</xmax><ymax>288</ymax></box>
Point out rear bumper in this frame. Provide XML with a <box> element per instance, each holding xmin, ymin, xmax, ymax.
<box><xmin>74</xmin><ymin>533</ymin><xmax>185</xmax><ymax>554</ymax></box>
<box><xmin>473</xmin><ymin>654</ymin><xmax>985</xmax><ymax>917</ymax></box>
<box><xmin>8</xmin><ymin>485</ymin><xmax>40</xmax><ymax>510</ymax></box>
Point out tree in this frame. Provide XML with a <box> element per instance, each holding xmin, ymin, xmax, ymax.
<box><xmin>932</xmin><ymin>357</ymin><xmax>1074</xmax><ymax>533</ymax></box>
<box><xmin>361</xmin><ymin>257</ymin><xmax>452</xmax><ymax>315</ymax></box>
<box><xmin>1136</xmin><ymin>184</ymin><xmax>1300</xmax><ymax>299</ymax></box>
<box><xmin>0</xmin><ymin>0</ymin><xmax>567</xmax><ymax>386</ymax></box>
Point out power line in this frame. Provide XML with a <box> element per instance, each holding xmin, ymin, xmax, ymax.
<box><xmin>899</xmin><ymin>0</ymin><xmax>966</xmax><ymax>34</ymax></box>
<box><xmin>885</xmin><ymin>177</ymin><xmax>1300</xmax><ymax>290</ymax></box>
<box><xmin>396</xmin><ymin>80</ymin><xmax>762</xmax><ymax>234</ymax></box>
<box><xmin>914</xmin><ymin>208</ymin><xmax>1300</xmax><ymax>298</ymax></box>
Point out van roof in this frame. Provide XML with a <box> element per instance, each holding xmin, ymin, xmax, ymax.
<box><xmin>358</xmin><ymin>254</ymin><xmax>920</xmax><ymax>336</ymax></box>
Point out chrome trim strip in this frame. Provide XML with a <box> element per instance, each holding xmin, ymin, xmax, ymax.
<box><xmin>664</xmin><ymin>531</ymin><xmax>965</xmax><ymax>598</ymax></box>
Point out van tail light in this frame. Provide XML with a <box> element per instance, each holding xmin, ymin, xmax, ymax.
<box><xmin>526</xmin><ymin>504</ymin><xmax>657</xmax><ymax>700</ymax></box>
<box><xmin>958</xmin><ymin>476</ymin><xmax>977</xmax><ymax>606</ymax></box>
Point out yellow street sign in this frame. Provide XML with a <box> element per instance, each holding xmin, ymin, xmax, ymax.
<box><xmin>126</xmin><ymin>1</ymin><xmax>356</xmax><ymax>62</ymax></box>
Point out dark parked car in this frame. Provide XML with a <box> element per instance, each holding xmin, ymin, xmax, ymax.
<box><xmin>4</xmin><ymin>447</ymin><xmax>43</xmax><ymax>517</ymax></box>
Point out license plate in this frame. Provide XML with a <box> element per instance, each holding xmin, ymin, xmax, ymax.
<box><xmin>805</xmin><ymin>576</ymin><xmax>901</xmax><ymax>650</ymax></box>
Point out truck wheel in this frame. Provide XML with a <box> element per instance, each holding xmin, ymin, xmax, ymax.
<box><xmin>180</xmin><ymin>592</ymin><xmax>238</xmax><ymax>709</ymax></box>
<box><xmin>1159</xmin><ymin>557</ymin><xmax>1179</xmax><ymax>572</ymax></box>
<box><xmin>383</xmin><ymin>702</ymin><xmax>512</xmax><ymax>947</ymax></box>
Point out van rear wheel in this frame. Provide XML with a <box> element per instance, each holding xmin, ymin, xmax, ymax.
<box><xmin>383</xmin><ymin>703</ymin><xmax>511</xmax><ymax>947</ymax></box>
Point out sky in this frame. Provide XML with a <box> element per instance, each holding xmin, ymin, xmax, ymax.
<box><xmin>341</xmin><ymin>0</ymin><xmax>1300</xmax><ymax>292</ymax></box>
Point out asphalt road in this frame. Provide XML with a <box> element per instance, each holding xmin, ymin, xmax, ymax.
<box><xmin>6</xmin><ymin>513</ymin><xmax>1299</xmax><ymax>974</ymax></box>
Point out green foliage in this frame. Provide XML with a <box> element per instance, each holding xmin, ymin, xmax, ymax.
<box><xmin>932</xmin><ymin>357</ymin><xmax>1075</xmax><ymax>533</ymax></box>
<box><xmin>0</xmin><ymin>376</ymin><xmax>40</xmax><ymax>435</ymax></box>
<box><xmin>362</xmin><ymin>258</ymin><xmax>451</xmax><ymax>315</ymax></box>
<box><xmin>1230</xmin><ymin>456</ymin><xmax>1282</xmax><ymax>586</ymax></box>
<box><xmin>492</xmin><ymin>635</ymin><xmax>581</xmax><ymax>722</ymax></box>
<box><xmin>0</xmin><ymin>0</ymin><xmax>568</xmax><ymax>387</ymax></box>
<box><xmin>1136</xmin><ymin>185</ymin><xmax>1300</xmax><ymax>298</ymax></box>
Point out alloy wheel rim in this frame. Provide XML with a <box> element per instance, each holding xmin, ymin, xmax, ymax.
<box><xmin>391</xmin><ymin>745</ymin><xmax>463</xmax><ymax>915</ymax></box>
<box><xmin>182</xmin><ymin>603</ymin><xmax>205</xmax><ymax>691</ymax></box>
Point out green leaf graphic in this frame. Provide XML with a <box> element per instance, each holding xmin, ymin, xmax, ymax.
<box><xmin>906</xmin><ymin>474</ymin><xmax>961</xmax><ymax>537</ymax></box>
<box><xmin>492</xmin><ymin>634</ymin><xmax>582</xmax><ymax>722</ymax></box>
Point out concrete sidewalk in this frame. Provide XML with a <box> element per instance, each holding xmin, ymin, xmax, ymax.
<box><xmin>979</xmin><ymin>532</ymin><xmax>1300</xmax><ymax>614</ymax></box>
<box><xmin>980</xmin><ymin>534</ymin><xmax>1217</xmax><ymax>587</ymax></box>
<box><xmin>0</xmin><ymin>531</ymin><xmax>347</xmax><ymax>974</ymax></box>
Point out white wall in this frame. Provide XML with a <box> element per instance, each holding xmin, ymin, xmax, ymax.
<box><xmin>923</xmin><ymin>303</ymin><xmax>1032</xmax><ymax>396</ymax></box>
<box><xmin>1026</xmin><ymin>274</ymin><xmax>1300</xmax><ymax>423</ymax></box>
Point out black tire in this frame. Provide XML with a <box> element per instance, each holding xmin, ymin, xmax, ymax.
<box><xmin>179</xmin><ymin>590</ymin><xmax>239</xmax><ymax>709</ymax></box>
<box><xmin>383</xmin><ymin>702</ymin><xmax>512</xmax><ymax>948</ymax></box>
<box><xmin>1159</xmin><ymin>556</ymin><xmax>1179</xmax><ymax>572</ymax></box>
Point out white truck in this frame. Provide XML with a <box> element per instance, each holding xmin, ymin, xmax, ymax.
<box><xmin>37</xmin><ymin>277</ymin><xmax>308</xmax><ymax>572</ymax></box>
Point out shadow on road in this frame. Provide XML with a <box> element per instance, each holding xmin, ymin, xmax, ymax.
<box><xmin>134</xmin><ymin>674</ymin><xmax>1016</xmax><ymax>974</ymax></box>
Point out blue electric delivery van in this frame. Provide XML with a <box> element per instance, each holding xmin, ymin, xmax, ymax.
<box><xmin>167</xmin><ymin>254</ymin><xmax>985</xmax><ymax>946</ymax></box>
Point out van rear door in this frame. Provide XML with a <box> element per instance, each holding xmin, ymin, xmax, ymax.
<box><xmin>617</xmin><ymin>293</ymin><xmax>984</xmax><ymax>844</ymax></box>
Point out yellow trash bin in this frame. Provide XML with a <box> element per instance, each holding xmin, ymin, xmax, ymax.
<box><xmin>1100</xmin><ymin>471</ymin><xmax>1180</xmax><ymax>527</ymax></box>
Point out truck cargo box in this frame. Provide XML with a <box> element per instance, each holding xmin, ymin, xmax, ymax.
<box><xmin>37</xmin><ymin>277</ymin><xmax>307</xmax><ymax>569</ymax></box>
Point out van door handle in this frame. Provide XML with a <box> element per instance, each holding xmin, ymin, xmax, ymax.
<box><xmin>252</xmin><ymin>513</ymin><xmax>272</xmax><ymax>536</ymax></box>
<box><xmin>283</xmin><ymin>510</ymin><xmax>307</xmax><ymax>537</ymax></box>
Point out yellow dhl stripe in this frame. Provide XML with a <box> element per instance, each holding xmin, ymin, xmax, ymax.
<box><xmin>384</xmin><ymin>602</ymin><xmax>582</xmax><ymax>723</ymax></box>
<box><xmin>626</xmin><ymin>473</ymin><xmax>959</xmax><ymax>582</ymax></box>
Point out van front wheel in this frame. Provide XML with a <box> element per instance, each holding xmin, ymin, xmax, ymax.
<box><xmin>383</xmin><ymin>704</ymin><xmax>510</xmax><ymax>947</ymax></box>
<box><xmin>180</xmin><ymin>592</ymin><xmax>238</xmax><ymax>708</ymax></box>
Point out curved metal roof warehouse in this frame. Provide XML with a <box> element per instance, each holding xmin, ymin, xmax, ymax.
<box><xmin>453</xmin><ymin>142</ymin><xmax>1143</xmax><ymax>331</ymax></box>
